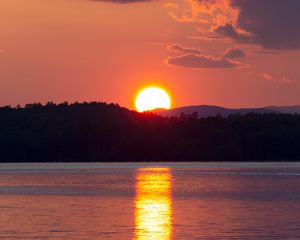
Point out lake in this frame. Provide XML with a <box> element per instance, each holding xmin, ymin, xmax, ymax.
<box><xmin>0</xmin><ymin>162</ymin><xmax>299</xmax><ymax>239</ymax></box>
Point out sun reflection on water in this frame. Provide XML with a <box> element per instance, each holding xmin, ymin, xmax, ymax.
<box><xmin>134</xmin><ymin>167</ymin><xmax>172</xmax><ymax>240</ymax></box>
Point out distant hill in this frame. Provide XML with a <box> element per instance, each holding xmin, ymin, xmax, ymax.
<box><xmin>156</xmin><ymin>105</ymin><xmax>300</xmax><ymax>118</ymax></box>
<box><xmin>264</xmin><ymin>106</ymin><xmax>300</xmax><ymax>114</ymax></box>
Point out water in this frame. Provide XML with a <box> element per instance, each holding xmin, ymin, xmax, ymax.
<box><xmin>0</xmin><ymin>162</ymin><xmax>299</xmax><ymax>239</ymax></box>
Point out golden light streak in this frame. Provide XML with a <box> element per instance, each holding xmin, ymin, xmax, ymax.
<box><xmin>134</xmin><ymin>168</ymin><xmax>173</xmax><ymax>240</ymax></box>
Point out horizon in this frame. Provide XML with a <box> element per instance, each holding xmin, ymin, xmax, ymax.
<box><xmin>2</xmin><ymin>100</ymin><xmax>300</xmax><ymax>112</ymax></box>
<box><xmin>1</xmin><ymin>0</ymin><xmax>299</xmax><ymax>109</ymax></box>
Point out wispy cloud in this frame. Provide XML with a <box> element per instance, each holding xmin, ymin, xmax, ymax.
<box><xmin>262</xmin><ymin>73</ymin><xmax>273</xmax><ymax>80</ymax></box>
<box><xmin>166</xmin><ymin>54</ymin><xmax>242</xmax><ymax>69</ymax></box>
<box><xmin>166</xmin><ymin>43</ymin><xmax>246</xmax><ymax>69</ymax></box>
<box><xmin>167</xmin><ymin>44</ymin><xmax>202</xmax><ymax>55</ymax></box>
<box><xmin>263</xmin><ymin>73</ymin><xmax>294</xmax><ymax>85</ymax></box>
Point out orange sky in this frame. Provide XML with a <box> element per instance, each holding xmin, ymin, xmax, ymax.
<box><xmin>0</xmin><ymin>0</ymin><xmax>299</xmax><ymax>109</ymax></box>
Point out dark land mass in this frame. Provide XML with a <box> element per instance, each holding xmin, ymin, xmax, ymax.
<box><xmin>1</xmin><ymin>102</ymin><xmax>300</xmax><ymax>162</ymax></box>
<box><xmin>156</xmin><ymin>105</ymin><xmax>300</xmax><ymax>118</ymax></box>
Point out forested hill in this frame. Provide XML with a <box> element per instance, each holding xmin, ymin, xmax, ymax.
<box><xmin>1</xmin><ymin>102</ymin><xmax>300</xmax><ymax>162</ymax></box>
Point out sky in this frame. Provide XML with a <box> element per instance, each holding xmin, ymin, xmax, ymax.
<box><xmin>0</xmin><ymin>0</ymin><xmax>300</xmax><ymax>109</ymax></box>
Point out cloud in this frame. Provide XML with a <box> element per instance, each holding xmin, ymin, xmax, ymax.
<box><xmin>166</xmin><ymin>54</ymin><xmax>241</xmax><ymax>69</ymax></box>
<box><xmin>176</xmin><ymin>0</ymin><xmax>300</xmax><ymax>50</ymax></box>
<box><xmin>280</xmin><ymin>77</ymin><xmax>293</xmax><ymax>84</ymax></box>
<box><xmin>262</xmin><ymin>73</ymin><xmax>294</xmax><ymax>85</ymax></box>
<box><xmin>166</xmin><ymin>43</ymin><xmax>245</xmax><ymax>69</ymax></box>
<box><xmin>168</xmin><ymin>0</ymin><xmax>235</xmax><ymax>26</ymax></box>
<box><xmin>214</xmin><ymin>23</ymin><xmax>255</xmax><ymax>44</ymax></box>
<box><xmin>91</xmin><ymin>0</ymin><xmax>154</xmax><ymax>3</ymax></box>
<box><xmin>230</xmin><ymin>0</ymin><xmax>300</xmax><ymax>49</ymax></box>
<box><xmin>94</xmin><ymin>0</ymin><xmax>300</xmax><ymax>49</ymax></box>
<box><xmin>262</xmin><ymin>73</ymin><xmax>273</xmax><ymax>80</ymax></box>
<box><xmin>222</xmin><ymin>48</ymin><xmax>246</xmax><ymax>59</ymax></box>
<box><xmin>167</xmin><ymin>44</ymin><xmax>202</xmax><ymax>55</ymax></box>
<box><xmin>214</xmin><ymin>1</ymin><xmax>300</xmax><ymax>49</ymax></box>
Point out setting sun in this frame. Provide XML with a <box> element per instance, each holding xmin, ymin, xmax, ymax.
<box><xmin>135</xmin><ymin>87</ymin><xmax>171</xmax><ymax>112</ymax></box>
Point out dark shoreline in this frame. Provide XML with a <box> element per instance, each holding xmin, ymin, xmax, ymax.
<box><xmin>1</xmin><ymin>102</ymin><xmax>300</xmax><ymax>162</ymax></box>
<box><xmin>2</xmin><ymin>159</ymin><xmax>300</xmax><ymax>164</ymax></box>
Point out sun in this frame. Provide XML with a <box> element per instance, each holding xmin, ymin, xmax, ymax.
<box><xmin>135</xmin><ymin>87</ymin><xmax>171</xmax><ymax>112</ymax></box>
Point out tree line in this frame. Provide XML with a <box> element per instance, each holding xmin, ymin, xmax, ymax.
<box><xmin>0</xmin><ymin>101</ymin><xmax>300</xmax><ymax>162</ymax></box>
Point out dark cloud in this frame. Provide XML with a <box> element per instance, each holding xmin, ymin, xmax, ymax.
<box><xmin>214</xmin><ymin>23</ymin><xmax>255</xmax><ymax>44</ymax></box>
<box><xmin>166</xmin><ymin>54</ymin><xmax>241</xmax><ymax>69</ymax></box>
<box><xmin>222</xmin><ymin>48</ymin><xmax>246</xmax><ymax>59</ymax></box>
<box><xmin>167</xmin><ymin>44</ymin><xmax>202</xmax><ymax>55</ymax></box>
<box><xmin>215</xmin><ymin>0</ymin><xmax>300</xmax><ymax>49</ymax></box>
<box><xmin>91</xmin><ymin>0</ymin><xmax>153</xmax><ymax>3</ymax></box>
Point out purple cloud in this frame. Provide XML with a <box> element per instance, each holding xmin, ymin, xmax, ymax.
<box><xmin>166</xmin><ymin>54</ymin><xmax>241</xmax><ymax>69</ymax></box>
<box><xmin>167</xmin><ymin>44</ymin><xmax>202</xmax><ymax>55</ymax></box>
<box><xmin>222</xmin><ymin>48</ymin><xmax>246</xmax><ymax>59</ymax></box>
<box><xmin>215</xmin><ymin>0</ymin><xmax>300</xmax><ymax>49</ymax></box>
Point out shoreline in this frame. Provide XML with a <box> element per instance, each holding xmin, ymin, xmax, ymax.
<box><xmin>0</xmin><ymin>161</ymin><xmax>300</xmax><ymax>170</ymax></box>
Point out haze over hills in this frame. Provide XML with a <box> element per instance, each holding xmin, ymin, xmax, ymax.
<box><xmin>156</xmin><ymin>105</ymin><xmax>300</xmax><ymax>118</ymax></box>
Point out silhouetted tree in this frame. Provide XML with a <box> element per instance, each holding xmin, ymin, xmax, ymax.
<box><xmin>0</xmin><ymin>102</ymin><xmax>300</xmax><ymax>162</ymax></box>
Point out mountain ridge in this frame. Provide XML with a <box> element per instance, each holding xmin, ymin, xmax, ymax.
<box><xmin>156</xmin><ymin>105</ymin><xmax>300</xmax><ymax>118</ymax></box>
